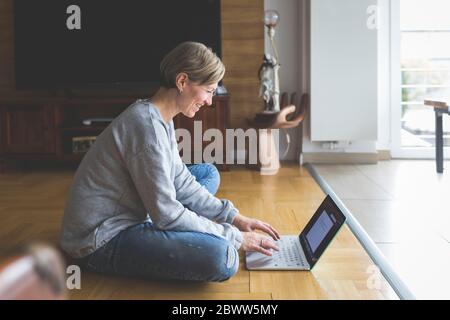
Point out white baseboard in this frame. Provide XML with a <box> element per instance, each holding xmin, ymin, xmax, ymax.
<box><xmin>303</xmin><ymin>152</ymin><xmax>378</xmax><ymax>164</ymax></box>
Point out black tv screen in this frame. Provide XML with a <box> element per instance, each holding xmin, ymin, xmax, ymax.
<box><xmin>13</xmin><ymin>0</ymin><xmax>221</xmax><ymax>89</ymax></box>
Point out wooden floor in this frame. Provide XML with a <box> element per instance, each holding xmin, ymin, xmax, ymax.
<box><xmin>0</xmin><ymin>164</ymin><xmax>397</xmax><ymax>299</ymax></box>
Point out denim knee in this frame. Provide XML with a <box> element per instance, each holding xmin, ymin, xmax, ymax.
<box><xmin>188</xmin><ymin>163</ymin><xmax>221</xmax><ymax>195</ymax></box>
<box><xmin>205</xmin><ymin>163</ymin><xmax>220</xmax><ymax>195</ymax></box>
<box><xmin>207</xmin><ymin>243</ymin><xmax>239</xmax><ymax>282</ymax></box>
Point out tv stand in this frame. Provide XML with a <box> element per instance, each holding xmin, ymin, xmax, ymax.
<box><xmin>0</xmin><ymin>95</ymin><xmax>230</xmax><ymax>172</ymax></box>
<box><xmin>82</xmin><ymin>117</ymin><xmax>114</xmax><ymax>126</ymax></box>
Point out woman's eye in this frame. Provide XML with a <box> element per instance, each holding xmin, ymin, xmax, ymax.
<box><xmin>203</xmin><ymin>88</ymin><xmax>216</xmax><ymax>96</ymax></box>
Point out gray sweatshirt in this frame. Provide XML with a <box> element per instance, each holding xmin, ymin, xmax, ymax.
<box><xmin>60</xmin><ymin>99</ymin><xmax>243</xmax><ymax>258</ymax></box>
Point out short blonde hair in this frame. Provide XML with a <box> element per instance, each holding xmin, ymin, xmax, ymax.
<box><xmin>159</xmin><ymin>42</ymin><xmax>225</xmax><ymax>88</ymax></box>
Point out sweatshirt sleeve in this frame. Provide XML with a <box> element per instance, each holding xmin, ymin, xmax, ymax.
<box><xmin>173</xmin><ymin>158</ymin><xmax>239</xmax><ymax>224</ymax></box>
<box><xmin>125</xmin><ymin>142</ymin><xmax>243</xmax><ymax>250</ymax></box>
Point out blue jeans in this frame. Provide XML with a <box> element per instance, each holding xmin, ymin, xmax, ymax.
<box><xmin>76</xmin><ymin>163</ymin><xmax>237</xmax><ymax>282</ymax></box>
<box><xmin>187</xmin><ymin>163</ymin><xmax>220</xmax><ymax>195</ymax></box>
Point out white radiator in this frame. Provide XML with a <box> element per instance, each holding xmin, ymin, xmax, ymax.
<box><xmin>310</xmin><ymin>0</ymin><xmax>378</xmax><ymax>141</ymax></box>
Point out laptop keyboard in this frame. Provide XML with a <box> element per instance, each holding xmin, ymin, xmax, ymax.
<box><xmin>272</xmin><ymin>237</ymin><xmax>307</xmax><ymax>268</ymax></box>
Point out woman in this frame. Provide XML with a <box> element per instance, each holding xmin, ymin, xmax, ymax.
<box><xmin>60</xmin><ymin>42</ymin><xmax>280</xmax><ymax>282</ymax></box>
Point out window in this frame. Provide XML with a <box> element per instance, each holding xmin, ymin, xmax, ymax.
<box><xmin>400</xmin><ymin>0</ymin><xmax>450</xmax><ymax>148</ymax></box>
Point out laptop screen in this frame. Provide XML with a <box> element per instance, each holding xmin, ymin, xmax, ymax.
<box><xmin>300</xmin><ymin>195</ymin><xmax>346</xmax><ymax>268</ymax></box>
<box><xmin>305</xmin><ymin>210</ymin><xmax>335</xmax><ymax>253</ymax></box>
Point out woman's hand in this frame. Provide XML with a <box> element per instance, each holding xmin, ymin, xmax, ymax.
<box><xmin>233</xmin><ymin>214</ymin><xmax>281</xmax><ymax>256</ymax></box>
<box><xmin>241</xmin><ymin>232</ymin><xmax>279</xmax><ymax>256</ymax></box>
<box><xmin>232</xmin><ymin>214</ymin><xmax>280</xmax><ymax>241</ymax></box>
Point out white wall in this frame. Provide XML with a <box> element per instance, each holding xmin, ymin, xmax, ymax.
<box><xmin>311</xmin><ymin>0</ymin><xmax>378</xmax><ymax>141</ymax></box>
<box><xmin>302</xmin><ymin>0</ymin><xmax>380</xmax><ymax>156</ymax></box>
<box><xmin>377</xmin><ymin>0</ymin><xmax>392</xmax><ymax>151</ymax></box>
<box><xmin>264</xmin><ymin>0</ymin><xmax>300</xmax><ymax>160</ymax></box>
<box><xmin>265</xmin><ymin>0</ymin><xmax>390</xmax><ymax>161</ymax></box>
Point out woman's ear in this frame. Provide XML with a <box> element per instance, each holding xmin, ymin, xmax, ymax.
<box><xmin>175</xmin><ymin>73</ymin><xmax>188</xmax><ymax>93</ymax></box>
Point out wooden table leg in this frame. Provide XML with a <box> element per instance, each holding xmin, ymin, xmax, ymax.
<box><xmin>435</xmin><ymin>110</ymin><xmax>444</xmax><ymax>173</ymax></box>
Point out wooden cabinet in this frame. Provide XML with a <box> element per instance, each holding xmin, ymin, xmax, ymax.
<box><xmin>0</xmin><ymin>103</ymin><xmax>55</xmax><ymax>155</ymax></box>
<box><xmin>0</xmin><ymin>95</ymin><xmax>230</xmax><ymax>171</ymax></box>
<box><xmin>54</xmin><ymin>98</ymin><xmax>134</xmax><ymax>162</ymax></box>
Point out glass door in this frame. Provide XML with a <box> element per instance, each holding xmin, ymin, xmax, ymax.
<box><xmin>391</xmin><ymin>0</ymin><xmax>450</xmax><ymax>158</ymax></box>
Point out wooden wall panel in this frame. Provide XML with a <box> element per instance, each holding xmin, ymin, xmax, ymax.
<box><xmin>222</xmin><ymin>0</ymin><xmax>264</xmax><ymax>129</ymax></box>
<box><xmin>0</xmin><ymin>0</ymin><xmax>264</xmax><ymax>128</ymax></box>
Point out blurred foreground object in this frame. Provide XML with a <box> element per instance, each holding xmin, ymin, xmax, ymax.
<box><xmin>0</xmin><ymin>243</ymin><xmax>67</xmax><ymax>300</ymax></box>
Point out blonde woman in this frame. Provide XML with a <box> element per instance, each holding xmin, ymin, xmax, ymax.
<box><xmin>60</xmin><ymin>42</ymin><xmax>279</xmax><ymax>282</ymax></box>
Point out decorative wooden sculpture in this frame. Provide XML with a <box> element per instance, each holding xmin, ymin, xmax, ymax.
<box><xmin>248</xmin><ymin>93</ymin><xmax>308</xmax><ymax>175</ymax></box>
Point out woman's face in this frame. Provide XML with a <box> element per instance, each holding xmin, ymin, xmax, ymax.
<box><xmin>178</xmin><ymin>80</ymin><xmax>217</xmax><ymax>118</ymax></box>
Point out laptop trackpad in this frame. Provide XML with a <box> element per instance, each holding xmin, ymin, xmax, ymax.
<box><xmin>246</xmin><ymin>251</ymin><xmax>277</xmax><ymax>269</ymax></box>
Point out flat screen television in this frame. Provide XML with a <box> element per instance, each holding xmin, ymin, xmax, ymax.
<box><xmin>13</xmin><ymin>0</ymin><xmax>222</xmax><ymax>89</ymax></box>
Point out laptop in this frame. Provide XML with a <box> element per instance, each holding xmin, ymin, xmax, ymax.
<box><xmin>246</xmin><ymin>195</ymin><xmax>346</xmax><ymax>270</ymax></box>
